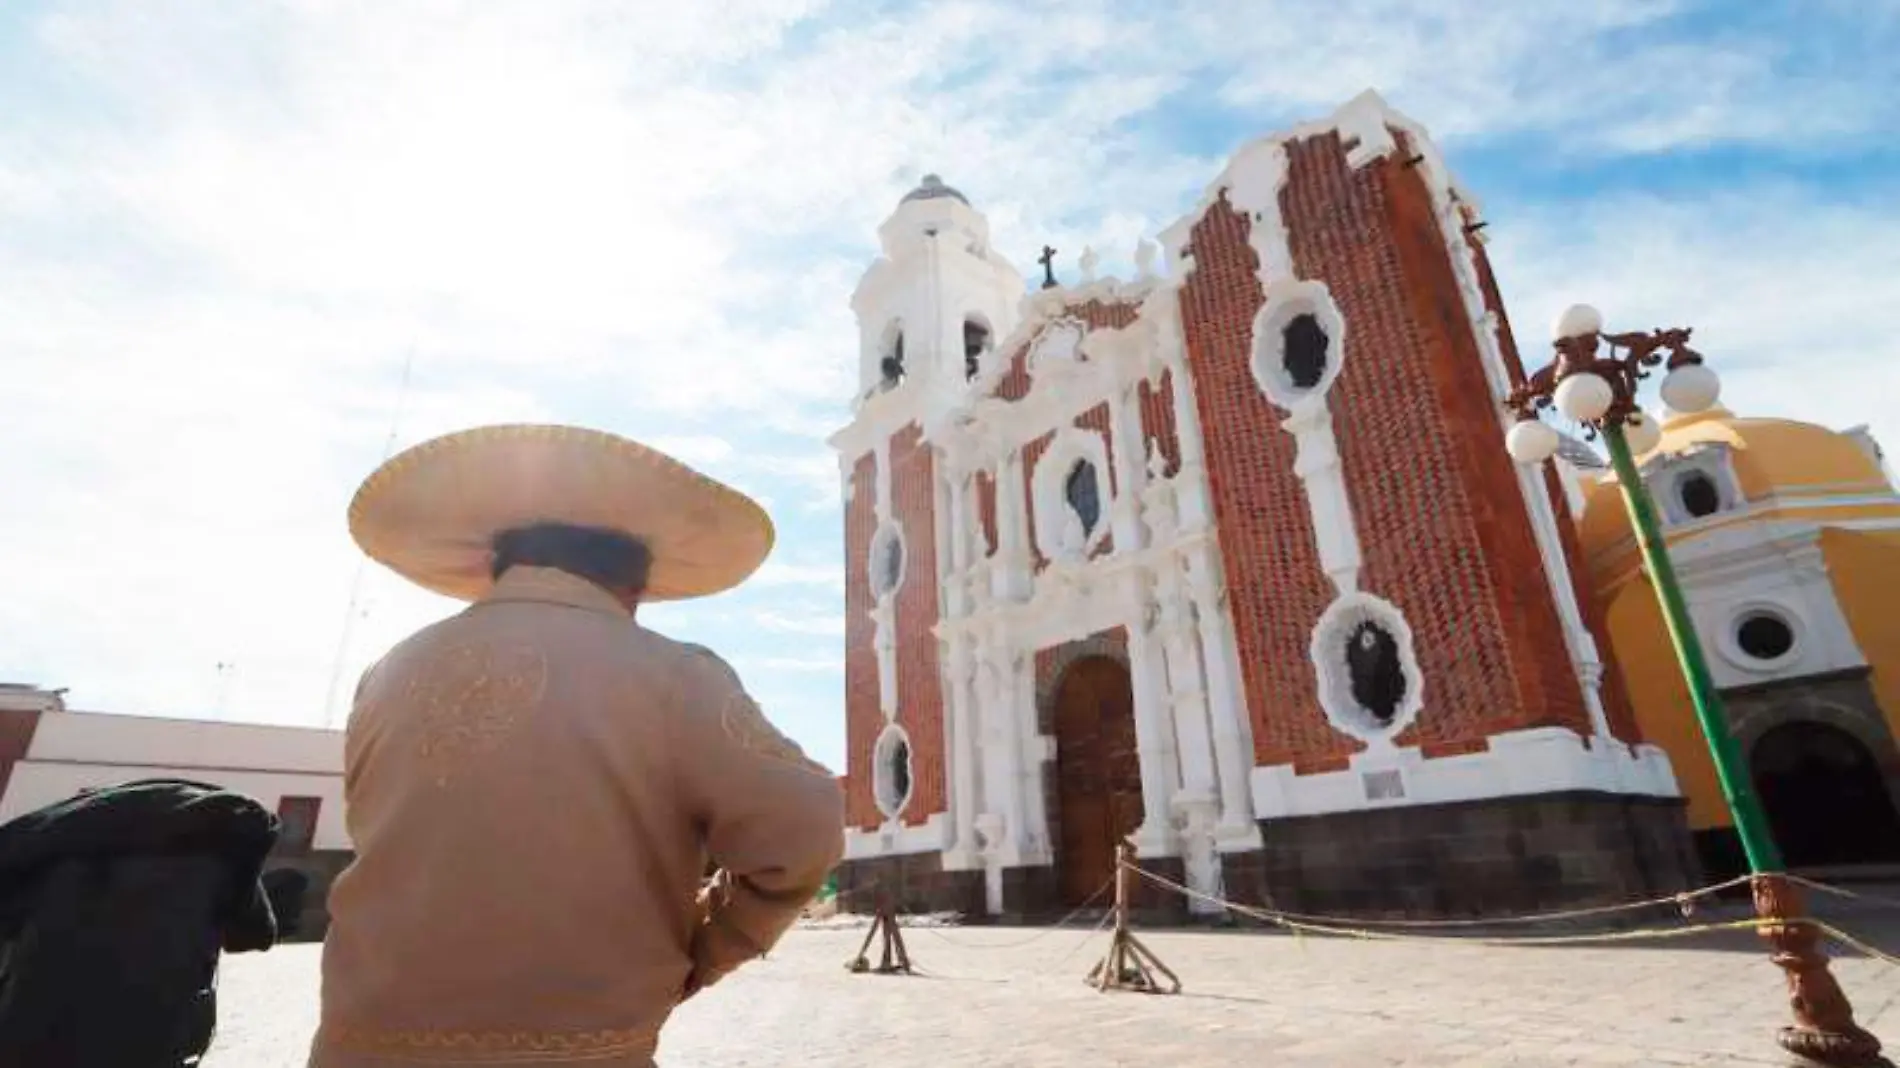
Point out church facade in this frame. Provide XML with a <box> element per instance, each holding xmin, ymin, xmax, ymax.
<box><xmin>828</xmin><ymin>91</ymin><xmax>1697</xmax><ymax>920</ymax></box>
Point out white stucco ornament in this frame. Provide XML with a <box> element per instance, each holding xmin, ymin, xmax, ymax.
<box><xmin>1079</xmin><ymin>246</ymin><xmax>1099</xmax><ymax>282</ymax></box>
<box><xmin>1551</xmin><ymin>303</ymin><xmax>1603</xmax><ymax>341</ymax></box>
<box><xmin>1554</xmin><ymin>372</ymin><xmax>1614</xmax><ymax>424</ymax></box>
<box><xmin>1309</xmin><ymin>592</ymin><xmax>1427</xmax><ymax>744</ymax></box>
<box><xmin>1027</xmin><ymin>318</ymin><xmax>1087</xmax><ymax>373</ymax></box>
<box><xmin>1134</xmin><ymin>238</ymin><xmax>1158</xmax><ymax>280</ymax></box>
<box><xmin>1622</xmin><ymin>411</ymin><xmax>1664</xmax><ymax>455</ymax></box>
<box><xmin>1660</xmin><ymin>361</ymin><xmax>1721</xmax><ymax>415</ymax></box>
<box><xmin>1505</xmin><ymin>418</ymin><xmax>1560</xmax><ymax>466</ymax></box>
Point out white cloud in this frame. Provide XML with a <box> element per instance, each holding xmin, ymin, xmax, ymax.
<box><xmin>754</xmin><ymin>611</ymin><xmax>847</xmax><ymax>637</ymax></box>
<box><xmin>0</xmin><ymin>0</ymin><xmax>1892</xmax><ymax>766</ymax></box>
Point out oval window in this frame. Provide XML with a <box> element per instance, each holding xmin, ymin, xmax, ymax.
<box><xmin>1736</xmin><ymin>612</ymin><xmax>1795</xmax><ymax>662</ymax></box>
<box><xmin>1064</xmin><ymin>459</ymin><xmax>1102</xmax><ymax>534</ymax></box>
<box><xmin>1344</xmin><ymin>621</ymin><xmax>1407</xmax><ymax>727</ymax></box>
<box><xmin>1677</xmin><ymin>471</ymin><xmax>1721</xmax><ymax>519</ymax></box>
<box><xmin>870</xmin><ymin>526</ymin><xmax>905</xmax><ymax>598</ymax></box>
<box><xmin>1282</xmin><ymin>313</ymin><xmax>1329</xmax><ymax>391</ymax></box>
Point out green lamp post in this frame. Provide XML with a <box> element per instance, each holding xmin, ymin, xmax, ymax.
<box><xmin>1503</xmin><ymin>304</ymin><xmax>1882</xmax><ymax>1067</ymax></box>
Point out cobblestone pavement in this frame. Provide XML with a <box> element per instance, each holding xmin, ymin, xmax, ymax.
<box><xmin>210</xmin><ymin>913</ymin><xmax>1900</xmax><ymax>1067</ymax></box>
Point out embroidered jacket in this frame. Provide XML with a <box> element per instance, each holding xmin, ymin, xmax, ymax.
<box><xmin>310</xmin><ymin>567</ymin><xmax>844</xmax><ymax>1067</ymax></box>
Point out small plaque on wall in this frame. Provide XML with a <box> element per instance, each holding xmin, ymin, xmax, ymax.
<box><xmin>1361</xmin><ymin>769</ymin><xmax>1405</xmax><ymax>802</ymax></box>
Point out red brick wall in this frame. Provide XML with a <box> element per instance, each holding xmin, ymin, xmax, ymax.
<box><xmin>1139</xmin><ymin>375</ymin><xmax>1181</xmax><ymax>475</ymax></box>
<box><xmin>1465</xmin><ymin>227</ymin><xmax>1645</xmax><ymax>745</ymax></box>
<box><xmin>1184</xmin><ymin>132</ymin><xmax>1598</xmax><ymax>774</ymax></box>
<box><xmin>1021</xmin><ymin>431</ymin><xmax>1053</xmax><ymax>570</ymax></box>
<box><xmin>840</xmin><ymin>426</ymin><xmax>951</xmax><ymax>831</ymax></box>
<box><xmin>1344</xmin><ymin>133</ymin><xmax>1590</xmax><ymax>745</ymax></box>
<box><xmin>1177</xmin><ymin>194</ymin><xmax>1340</xmax><ymax>771</ymax></box>
<box><xmin>842</xmin><ymin>452</ymin><xmax>880</xmax><ymax>830</ymax></box>
<box><xmin>975</xmin><ymin>472</ymin><xmax>998</xmax><ymax>558</ymax></box>
<box><xmin>889</xmin><ymin>424</ymin><xmax>949</xmax><ymax>826</ymax></box>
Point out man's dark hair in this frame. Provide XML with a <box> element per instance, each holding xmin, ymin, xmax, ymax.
<box><xmin>490</xmin><ymin>522</ymin><xmax>653</xmax><ymax>596</ymax></box>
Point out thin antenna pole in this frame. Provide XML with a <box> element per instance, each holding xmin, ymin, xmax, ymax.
<box><xmin>322</xmin><ymin>348</ymin><xmax>417</xmax><ymax>728</ymax></box>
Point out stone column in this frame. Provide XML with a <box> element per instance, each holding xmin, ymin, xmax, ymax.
<box><xmin>974</xmin><ymin>642</ymin><xmax>1035</xmax><ymax>866</ymax></box>
<box><xmin>1514</xmin><ymin>462</ymin><xmax>1614</xmax><ymax>746</ymax></box>
<box><xmin>1107</xmin><ymin>381</ymin><xmax>1149</xmax><ymax>553</ymax></box>
<box><xmin>945</xmin><ymin>637</ymin><xmax>982</xmax><ymax>863</ymax></box>
<box><xmin>1184</xmin><ymin>545</ymin><xmax>1261</xmax><ymax>846</ymax></box>
<box><xmin>1126</xmin><ymin>600</ymin><xmax>1181</xmax><ymax>859</ymax></box>
<box><xmin>992</xmin><ymin>449</ymin><xmax>1032</xmax><ymax>602</ymax></box>
<box><xmin>1154</xmin><ymin>557</ymin><xmax>1217</xmax><ymax>797</ymax></box>
<box><xmin>1160</xmin><ymin>309</ymin><xmax>1213</xmax><ymax>530</ymax></box>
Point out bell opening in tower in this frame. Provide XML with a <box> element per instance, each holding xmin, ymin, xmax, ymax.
<box><xmin>964</xmin><ymin>318</ymin><xmax>992</xmax><ymax>381</ymax></box>
<box><xmin>880</xmin><ymin>330</ymin><xmax>906</xmax><ymax>390</ymax></box>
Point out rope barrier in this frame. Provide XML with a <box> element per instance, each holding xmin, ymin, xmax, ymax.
<box><xmin>1143</xmin><ymin>872</ymin><xmax>1755</xmax><ymax>930</ymax></box>
<box><xmin>1128</xmin><ymin>864</ymin><xmax>1833</xmax><ymax>951</ymax></box>
<box><xmin>908</xmin><ymin>877</ymin><xmax>1113</xmax><ymax>950</ymax></box>
<box><xmin>815</xmin><ymin>861</ymin><xmax>1900</xmax><ymax>980</ymax></box>
<box><xmin>1788</xmin><ymin>874</ymin><xmax>1900</xmax><ymax>911</ymax></box>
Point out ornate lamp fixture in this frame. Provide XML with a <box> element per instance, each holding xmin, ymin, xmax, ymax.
<box><xmin>1503</xmin><ymin>305</ymin><xmax>1881</xmax><ymax>1067</ymax></box>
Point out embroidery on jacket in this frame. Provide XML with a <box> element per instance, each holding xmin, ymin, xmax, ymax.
<box><xmin>719</xmin><ymin>692</ymin><xmax>832</xmax><ymax>779</ymax></box>
<box><xmin>327</xmin><ymin>1023</ymin><xmax>657</xmax><ymax>1062</ymax></box>
<box><xmin>410</xmin><ymin>643</ymin><xmax>550</xmax><ymax>787</ymax></box>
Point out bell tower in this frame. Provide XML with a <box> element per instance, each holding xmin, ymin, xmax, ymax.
<box><xmin>832</xmin><ymin>176</ymin><xmax>1026</xmax><ymax>885</ymax></box>
<box><xmin>850</xmin><ymin>175</ymin><xmax>1025</xmax><ymax>402</ymax></box>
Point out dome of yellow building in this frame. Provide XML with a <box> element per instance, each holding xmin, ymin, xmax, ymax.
<box><xmin>1566</xmin><ymin>402</ymin><xmax>1900</xmax><ymax>877</ymax></box>
<box><xmin>1577</xmin><ymin>407</ymin><xmax>1898</xmax><ymax>572</ymax></box>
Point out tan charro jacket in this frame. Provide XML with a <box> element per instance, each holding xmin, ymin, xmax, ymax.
<box><xmin>308</xmin><ymin>567</ymin><xmax>845</xmax><ymax>1067</ymax></box>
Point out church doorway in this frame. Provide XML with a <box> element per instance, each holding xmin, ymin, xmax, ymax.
<box><xmin>1751</xmin><ymin>720</ymin><xmax>1900</xmax><ymax>870</ymax></box>
<box><xmin>1050</xmin><ymin>655</ymin><xmax>1143</xmax><ymax>906</ymax></box>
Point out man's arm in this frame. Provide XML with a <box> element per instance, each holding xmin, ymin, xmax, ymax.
<box><xmin>671</xmin><ymin>648</ymin><xmax>844</xmax><ymax>996</ymax></box>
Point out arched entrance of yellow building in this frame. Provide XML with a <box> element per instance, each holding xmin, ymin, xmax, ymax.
<box><xmin>1751</xmin><ymin>720</ymin><xmax>1900</xmax><ymax>870</ymax></box>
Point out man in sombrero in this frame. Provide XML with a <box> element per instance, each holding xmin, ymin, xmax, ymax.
<box><xmin>309</xmin><ymin>425</ymin><xmax>844</xmax><ymax>1067</ymax></box>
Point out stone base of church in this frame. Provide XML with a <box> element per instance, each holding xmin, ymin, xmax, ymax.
<box><xmin>833</xmin><ymin>851</ymin><xmax>985</xmax><ymax>917</ymax></box>
<box><xmin>832</xmin><ymin>854</ymin><xmax>1192</xmax><ymax>924</ymax></box>
<box><xmin>1221</xmin><ymin>791</ymin><xmax>1700</xmax><ymax>921</ymax></box>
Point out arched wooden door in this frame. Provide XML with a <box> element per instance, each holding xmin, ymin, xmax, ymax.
<box><xmin>1050</xmin><ymin>656</ymin><xmax>1143</xmax><ymax>906</ymax></box>
<box><xmin>1752</xmin><ymin>720</ymin><xmax>1900</xmax><ymax>869</ymax></box>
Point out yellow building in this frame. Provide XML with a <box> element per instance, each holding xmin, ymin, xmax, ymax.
<box><xmin>1571</xmin><ymin>407</ymin><xmax>1900</xmax><ymax>876</ymax></box>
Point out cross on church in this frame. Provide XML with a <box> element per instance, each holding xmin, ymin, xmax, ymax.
<box><xmin>1038</xmin><ymin>245</ymin><xmax>1059</xmax><ymax>289</ymax></box>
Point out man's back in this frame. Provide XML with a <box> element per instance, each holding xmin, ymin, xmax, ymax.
<box><xmin>311</xmin><ymin>567</ymin><xmax>843</xmax><ymax>1067</ymax></box>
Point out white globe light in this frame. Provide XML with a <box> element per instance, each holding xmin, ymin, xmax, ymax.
<box><xmin>1552</xmin><ymin>304</ymin><xmax>1603</xmax><ymax>341</ymax></box>
<box><xmin>1660</xmin><ymin>361</ymin><xmax>1721</xmax><ymax>414</ymax></box>
<box><xmin>1622</xmin><ymin>411</ymin><xmax>1664</xmax><ymax>454</ymax></box>
<box><xmin>1554</xmin><ymin>371</ymin><xmax>1615</xmax><ymax>423</ymax></box>
<box><xmin>1505</xmin><ymin>418</ymin><xmax>1561</xmax><ymax>465</ymax></box>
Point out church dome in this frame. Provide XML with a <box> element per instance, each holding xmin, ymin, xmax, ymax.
<box><xmin>899</xmin><ymin>174</ymin><xmax>971</xmax><ymax>208</ymax></box>
<box><xmin>1577</xmin><ymin>407</ymin><xmax>1896</xmax><ymax>561</ymax></box>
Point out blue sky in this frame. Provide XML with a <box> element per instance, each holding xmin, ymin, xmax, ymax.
<box><xmin>2</xmin><ymin>0</ymin><xmax>1896</xmax><ymax>775</ymax></box>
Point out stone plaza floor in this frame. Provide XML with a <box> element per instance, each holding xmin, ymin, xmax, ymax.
<box><xmin>209</xmin><ymin>904</ymin><xmax>1900</xmax><ymax>1067</ymax></box>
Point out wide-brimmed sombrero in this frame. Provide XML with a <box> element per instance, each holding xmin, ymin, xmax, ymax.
<box><xmin>348</xmin><ymin>424</ymin><xmax>774</xmax><ymax>603</ymax></box>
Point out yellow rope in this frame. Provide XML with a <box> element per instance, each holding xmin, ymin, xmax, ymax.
<box><xmin>1138</xmin><ymin>870</ymin><xmax>1751</xmax><ymax>930</ymax></box>
<box><xmin>1814</xmin><ymin>922</ymin><xmax>1900</xmax><ymax>968</ymax></box>
<box><xmin>1128</xmin><ymin>864</ymin><xmax>1816</xmax><ymax>950</ymax></box>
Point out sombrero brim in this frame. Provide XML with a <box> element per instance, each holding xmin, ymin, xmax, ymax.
<box><xmin>348</xmin><ymin>424</ymin><xmax>774</xmax><ymax>603</ymax></box>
